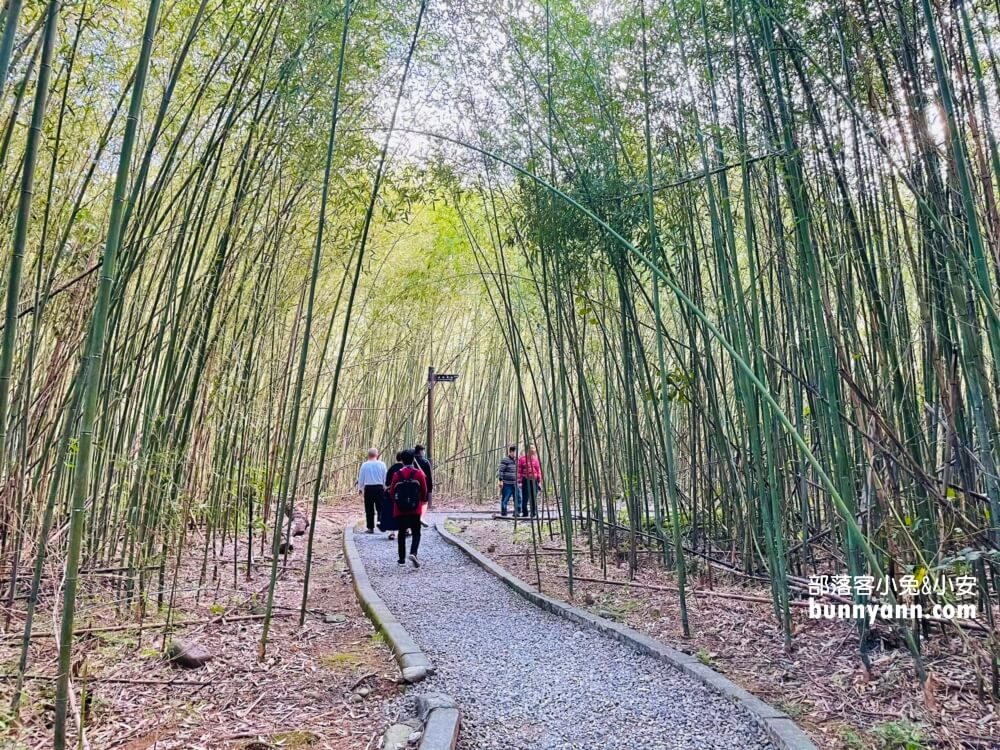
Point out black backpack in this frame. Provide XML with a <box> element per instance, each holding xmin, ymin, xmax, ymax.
<box><xmin>393</xmin><ymin>468</ymin><xmax>422</xmax><ymax>513</ymax></box>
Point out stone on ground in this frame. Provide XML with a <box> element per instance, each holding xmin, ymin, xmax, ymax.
<box><xmin>165</xmin><ymin>639</ymin><xmax>213</xmax><ymax>669</ymax></box>
<box><xmin>415</xmin><ymin>691</ymin><xmax>457</xmax><ymax>720</ymax></box>
<box><xmin>382</xmin><ymin>723</ymin><xmax>413</xmax><ymax>749</ymax></box>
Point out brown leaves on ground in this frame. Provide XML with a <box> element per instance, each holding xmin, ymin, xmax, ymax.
<box><xmin>0</xmin><ymin>503</ymin><xmax>398</xmax><ymax>750</ymax></box>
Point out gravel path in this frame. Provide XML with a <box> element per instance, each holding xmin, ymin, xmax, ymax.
<box><xmin>357</xmin><ymin>525</ymin><xmax>777</xmax><ymax>750</ymax></box>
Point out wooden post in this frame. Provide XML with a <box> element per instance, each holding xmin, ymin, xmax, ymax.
<box><xmin>424</xmin><ymin>368</ymin><xmax>457</xmax><ymax>510</ymax></box>
<box><xmin>426</xmin><ymin>366</ymin><xmax>434</xmax><ymax>463</ymax></box>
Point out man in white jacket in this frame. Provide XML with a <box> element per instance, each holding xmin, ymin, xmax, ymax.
<box><xmin>357</xmin><ymin>448</ymin><xmax>387</xmax><ymax>533</ymax></box>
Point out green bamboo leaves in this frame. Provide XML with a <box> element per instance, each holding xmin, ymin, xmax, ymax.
<box><xmin>0</xmin><ymin>3</ymin><xmax>997</xmax><ymax>743</ymax></box>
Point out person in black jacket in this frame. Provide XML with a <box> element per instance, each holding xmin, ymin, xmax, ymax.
<box><xmin>414</xmin><ymin>444</ymin><xmax>433</xmax><ymax>509</ymax></box>
<box><xmin>385</xmin><ymin>451</ymin><xmax>404</xmax><ymax>488</ymax></box>
<box><xmin>497</xmin><ymin>444</ymin><xmax>519</xmax><ymax>516</ymax></box>
<box><xmin>379</xmin><ymin>452</ymin><xmax>404</xmax><ymax>540</ymax></box>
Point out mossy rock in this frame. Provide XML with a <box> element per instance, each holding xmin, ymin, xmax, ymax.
<box><xmin>165</xmin><ymin>639</ymin><xmax>213</xmax><ymax>668</ymax></box>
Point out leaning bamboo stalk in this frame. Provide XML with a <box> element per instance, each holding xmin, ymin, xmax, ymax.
<box><xmin>262</xmin><ymin>0</ymin><xmax>428</xmax><ymax>654</ymax></box>
<box><xmin>0</xmin><ymin>0</ymin><xmax>24</xmax><ymax>102</ymax></box>
<box><xmin>298</xmin><ymin>0</ymin><xmax>352</xmax><ymax>626</ymax></box>
<box><xmin>53</xmin><ymin>1</ymin><xmax>163</xmax><ymax>745</ymax></box>
<box><xmin>640</xmin><ymin>0</ymin><xmax>689</xmax><ymax>637</ymax></box>
<box><xmin>0</xmin><ymin>0</ymin><xmax>59</xmax><ymax>473</ymax></box>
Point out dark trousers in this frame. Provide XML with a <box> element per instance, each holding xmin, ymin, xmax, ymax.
<box><xmin>520</xmin><ymin>479</ymin><xmax>538</xmax><ymax>517</ymax></box>
<box><xmin>363</xmin><ymin>485</ymin><xmax>383</xmax><ymax>530</ymax></box>
<box><xmin>397</xmin><ymin>515</ymin><xmax>421</xmax><ymax>562</ymax></box>
<box><xmin>377</xmin><ymin>492</ymin><xmax>398</xmax><ymax>532</ymax></box>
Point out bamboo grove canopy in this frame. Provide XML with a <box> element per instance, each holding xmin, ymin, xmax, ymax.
<box><xmin>0</xmin><ymin>0</ymin><xmax>999</xmax><ymax>744</ymax></box>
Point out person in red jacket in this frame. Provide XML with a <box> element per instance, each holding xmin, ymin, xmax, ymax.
<box><xmin>517</xmin><ymin>445</ymin><xmax>542</xmax><ymax>518</ymax></box>
<box><xmin>388</xmin><ymin>448</ymin><xmax>428</xmax><ymax>567</ymax></box>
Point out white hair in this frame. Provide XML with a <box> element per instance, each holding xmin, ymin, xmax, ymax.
<box><xmin>367</xmin><ymin>448</ymin><xmax>379</xmax><ymax>458</ymax></box>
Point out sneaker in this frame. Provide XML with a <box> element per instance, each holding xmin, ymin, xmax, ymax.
<box><xmin>408</xmin><ymin>554</ymin><xmax>420</xmax><ymax>569</ymax></box>
<box><xmin>398</xmin><ymin>560</ymin><xmax>405</xmax><ymax>565</ymax></box>
<box><xmin>365</xmin><ymin>529</ymin><xmax>375</xmax><ymax>534</ymax></box>
<box><xmin>388</xmin><ymin>532</ymin><xmax>396</xmax><ymax>540</ymax></box>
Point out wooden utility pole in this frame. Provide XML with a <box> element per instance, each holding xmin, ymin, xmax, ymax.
<box><xmin>426</xmin><ymin>366</ymin><xmax>435</xmax><ymax>461</ymax></box>
<box><xmin>425</xmin><ymin>366</ymin><xmax>458</xmax><ymax>466</ymax></box>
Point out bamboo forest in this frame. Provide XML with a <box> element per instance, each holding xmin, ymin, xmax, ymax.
<box><xmin>0</xmin><ymin>0</ymin><xmax>998</xmax><ymax>747</ymax></box>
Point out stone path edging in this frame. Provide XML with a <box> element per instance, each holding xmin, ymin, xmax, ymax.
<box><xmin>416</xmin><ymin>693</ymin><xmax>461</xmax><ymax>750</ymax></box>
<box><xmin>343</xmin><ymin>523</ymin><xmax>432</xmax><ymax>683</ymax></box>
<box><xmin>344</xmin><ymin>523</ymin><xmax>462</xmax><ymax>750</ymax></box>
<box><xmin>436</xmin><ymin>517</ymin><xmax>817</xmax><ymax>750</ymax></box>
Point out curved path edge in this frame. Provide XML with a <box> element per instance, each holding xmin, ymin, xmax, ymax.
<box><xmin>343</xmin><ymin>522</ymin><xmax>433</xmax><ymax>683</ymax></box>
<box><xmin>436</xmin><ymin>517</ymin><xmax>817</xmax><ymax>750</ymax></box>
<box><xmin>342</xmin><ymin>522</ymin><xmax>461</xmax><ymax>750</ymax></box>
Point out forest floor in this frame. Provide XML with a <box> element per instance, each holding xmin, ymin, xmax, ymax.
<box><xmin>451</xmin><ymin>515</ymin><xmax>999</xmax><ymax>750</ymax></box>
<box><xmin>4</xmin><ymin>496</ymin><xmax>996</xmax><ymax>750</ymax></box>
<box><xmin>0</xmin><ymin>501</ymin><xmax>401</xmax><ymax>750</ymax></box>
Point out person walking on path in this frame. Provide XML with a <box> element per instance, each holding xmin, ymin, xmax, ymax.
<box><xmin>497</xmin><ymin>444</ymin><xmax>520</xmax><ymax>517</ymax></box>
<box><xmin>385</xmin><ymin>451</ymin><xmax>404</xmax><ymax>490</ymax></box>
<box><xmin>414</xmin><ymin>443</ymin><xmax>433</xmax><ymax>509</ymax></box>
<box><xmin>388</xmin><ymin>448</ymin><xmax>428</xmax><ymax>567</ymax></box>
<box><xmin>357</xmin><ymin>448</ymin><xmax>387</xmax><ymax>534</ymax></box>
<box><xmin>517</xmin><ymin>445</ymin><xmax>542</xmax><ymax>518</ymax></box>
<box><xmin>380</xmin><ymin>451</ymin><xmax>404</xmax><ymax>540</ymax></box>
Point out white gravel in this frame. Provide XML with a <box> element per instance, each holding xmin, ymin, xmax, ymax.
<box><xmin>357</xmin><ymin>526</ymin><xmax>777</xmax><ymax>750</ymax></box>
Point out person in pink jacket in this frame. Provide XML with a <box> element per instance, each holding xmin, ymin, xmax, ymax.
<box><xmin>516</xmin><ymin>445</ymin><xmax>542</xmax><ymax>518</ymax></box>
